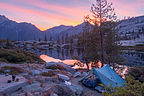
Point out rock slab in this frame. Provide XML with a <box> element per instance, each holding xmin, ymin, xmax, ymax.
<box><xmin>22</xmin><ymin>82</ymin><xmax>42</xmax><ymax>92</ymax></box>
<box><xmin>57</xmin><ymin>74</ymin><xmax>70</xmax><ymax>81</ymax></box>
<box><xmin>74</xmin><ymin>72</ymin><xmax>82</xmax><ymax>78</ymax></box>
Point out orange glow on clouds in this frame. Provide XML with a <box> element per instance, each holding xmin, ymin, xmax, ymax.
<box><xmin>0</xmin><ymin>0</ymin><xmax>88</xmax><ymax>30</ymax></box>
<box><xmin>0</xmin><ymin>0</ymin><xmax>143</xmax><ymax>30</ymax></box>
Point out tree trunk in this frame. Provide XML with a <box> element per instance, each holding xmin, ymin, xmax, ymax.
<box><xmin>86</xmin><ymin>61</ymin><xmax>89</xmax><ymax>71</ymax></box>
<box><xmin>100</xmin><ymin>28</ymin><xmax>104</xmax><ymax>67</ymax></box>
<box><xmin>113</xmin><ymin>63</ymin><xmax>115</xmax><ymax>71</ymax></box>
<box><xmin>99</xmin><ymin>0</ymin><xmax>104</xmax><ymax>67</ymax></box>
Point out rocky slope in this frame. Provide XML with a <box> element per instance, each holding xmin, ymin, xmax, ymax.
<box><xmin>0</xmin><ymin>62</ymin><xmax>100</xmax><ymax>96</ymax></box>
<box><xmin>118</xmin><ymin>16</ymin><xmax>144</xmax><ymax>46</ymax></box>
<box><xmin>0</xmin><ymin>15</ymin><xmax>42</xmax><ymax>41</ymax></box>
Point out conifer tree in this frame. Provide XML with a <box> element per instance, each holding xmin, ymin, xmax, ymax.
<box><xmin>39</xmin><ymin>38</ymin><xmax>41</xmax><ymax>42</ymax></box>
<box><xmin>34</xmin><ymin>36</ymin><xmax>36</xmax><ymax>41</ymax></box>
<box><xmin>76</xmin><ymin>0</ymin><xmax>121</xmax><ymax>69</ymax></box>
<box><xmin>57</xmin><ymin>36</ymin><xmax>61</xmax><ymax>45</ymax></box>
<box><xmin>103</xmin><ymin>21</ymin><xmax>122</xmax><ymax>70</ymax></box>
<box><xmin>6</xmin><ymin>37</ymin><xmax>9</xmax><ymax>46</ymax></box>
<box><xmin>49</xmin><ymin>35</ymin><xmax>53</xmax><ymax>41</ymax></box>
<box><xmin>76</xmin><ymin>21</ymin><xmax>100</xmax><ymax>70</ymax></box>
<box><xmin>61</xmin><ymin>34</ymin><xmax>64</xmax><ymax>44</ymax></box>
<box><xmin>65</xmin><ymin>33</ymin><xmax>69</xmax><ymax>44</ymax></box>
<box><xmin>44</xmin><ymin>33</ymin><xmax>47</xmax><ymax>42</ymax></box>
<box><xmin>70</xmin><ymin>36</ymin><xmax>74</xmax><ymax>45</ymax></box>
<box><xmin>89</xmin><ymin>0</ymin><xmax>117</xmax><ymax>66</ymax></box>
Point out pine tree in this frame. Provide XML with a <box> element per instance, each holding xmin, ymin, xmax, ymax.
<box><xmin>75</xmin><ymin>21</ymin><xmax>100</xmax><ymax>70</ymax></box>
<box><xmin>6</xmin><ymin>37</ymin><xmax>9</xmax><ymax>46</ymax></box>
<box><xmin>34</xmin><ymin>36</ymin><xmax>36</xmax><ymax>41</ymax></box>
<box><xmin>49</xmin><ymin>35</ymin><xmax>53</xmax><ymax>41</ymax></box>
<box><xmin>65</xmin><ymin>33</ymin><xmax>69</xmax><ymax>44</ymax></box>
<box><xmin>89</xmin><ymin>0</ymin><xmax>117</xmax><ymax>66</ymax></box>
<box><xmin>57</xmin><ymin>36</ymin><xmax>61</xmax><ymax>45</ymax></box>
<box><xmin>44</xmin><ymin>33</ymin><xmax>47</xmax><ymax>42</ymax></box>
<box><xmin>74</xmin><ymin>0</ymin><xmax>119</xmax><ymax>69</ymax></box>
<box><xmin>70</xmin><ymin>36</ymin><xmax>74</xmax><ymax>45</ymax></box>
<box><xmin>38</xmin><ymin>38</ymin><xmax>41</xmax><ymax>42</ymax></box>
<box><xmin>6</xmin><ymin>37</ymin><xmax>11</xmax><ymax>48</ymax></box>
<box><xmin>61</xmin><ymin>34</ymin><xmax>64</xmax><ymax>44</ymax></box>
<box><xmin>103</xmin><ymin>21</ymin><xmax>122</xmax><ymax>70</ymax></box>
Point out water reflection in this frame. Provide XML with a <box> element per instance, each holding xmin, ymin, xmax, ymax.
<box><xmin>34</xmin><ymin>48</ymin><xmax>82</xmax><ymax>60</ymax></box>
<box><xmin>33</xmin><ymin>48</ymin><xmax>144</xmax><ymax>66</ymax></box>
<box><xmin>121</xmin><ymin>50</ymin><xmax>144</xmax><ymax>66</ymax></box>
<box><xmin>40</xmin><ymin>54</ymin><xmax>85</xmax><ymax>69</ymax></box>
<box><xmin>40</xmin><ymin>55</ymin><xmax>61</xmax><ymax>63</ymax></box>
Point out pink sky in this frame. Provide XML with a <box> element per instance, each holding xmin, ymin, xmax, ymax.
<box><xmin>0</xmin><ymin>0</ymin><xmax>143</xmax><ymax>30</ymax></box>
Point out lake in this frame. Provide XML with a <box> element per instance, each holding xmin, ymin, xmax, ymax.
<box><xmin>30</xmin><ymin>48</ymin><xmax>144</xmax><ymax>66</ymax></box>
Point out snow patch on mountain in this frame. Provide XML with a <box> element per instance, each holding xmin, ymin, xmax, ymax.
<box><xmin>118</xmin><ymin>16</ymin><xmax>144</xmax><ymax>46</ymax></box>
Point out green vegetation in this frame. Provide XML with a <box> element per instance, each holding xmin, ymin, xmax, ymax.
<box><xmin>0</xmin><ymin>58</ymin><xmax>8</xmax><ymax>63</ymax></box>
<box><xmin>88</xmin><ymin>0</ymin><xmax>117</xmax><ymax>66</ymax></box>
<box><xmin>102</xmin><ymin>75</ymin><xmax>144</xmax><ymax>96</ymax></box>
<box><xmin>128</xmin><ymin>67</ymin><xmax>144</xmax><ymax>83</ymax></box>
<box><xmin>0</xmin><ymin>49</ymin><xmax>45</xmax><ymax>63</ymax></box>
<box><xmin>102</xmin><ymin>67</ymin><xmax>144</xmax><ymax>95</ymax></box>
<box><xmin>0</xmin><ymin>66</ymin><xmax>24</xmax><ymax>75</ymax></box>
<box><xmin>41</xmin><ymin>71</ymin><xmax>56</xmax><ymax>77</ymax></box>
<box><xmin>46</xmin><ymin>64</ymin><xmax>66</xmax><ymax>70</ymax></box>
<box><xmin>0</xmin><ymin>39</ymin><xmax>6</xmax><ymax>43</ymax></box>
<box><xmin>75</xmin><ymin>0</ymin><xmax>122</xmax><ymax>70</ymax></box>
<box><xmin>136</xmin><ymin>44</ymin><xmax>144</xmax><ymax>46</ymax></box>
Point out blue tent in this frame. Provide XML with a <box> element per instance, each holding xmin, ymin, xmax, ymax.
<box><xmin>92</xmin><ymin>64</ymin><xmax>125</xmax><ymax>87</ymax></box>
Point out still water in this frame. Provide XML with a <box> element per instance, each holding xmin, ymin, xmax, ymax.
<box><xmin>122</xmin><ymin>50</ymin><xmax>144</xmax><ymax>66</ymax></box>
<box><xmin>31</xmin><ymin>48</ymin><xmax>144</xmax><ymax>66</ymax></box>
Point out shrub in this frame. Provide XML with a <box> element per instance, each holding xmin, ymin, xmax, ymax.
<box><xmin>0</xmin><ymin>49</ymin><xmax>26</xmax><ymax>63</ymax></box>
<box><xmin>21</xmin><ymin>50</ymin><xmax>45</xmax><ymax>63</ymax></box>
<box><xmin>0</xmin><ymin>58</ymin><xmax>8</xmax><ymax>63</ymax></box>
<box><xmin>46</xmin><ymin>64</ymin><xmax>66</xmax><ymax>70</ymax></box>
<box><xmin>42</xmin><ymin>71</ymin><xmax>56</xmax><ymax>77</ymax></box>
<box><xmin>128</xmin><ymin>67</ymin><xmax>144</xmax><ymax>82</ymax></box>
<box><xmin>0</xmin><ymin>66</ymin><xmax>24</xmax><ymax>75</ymax></box>
<box><xmin>0</xmin><ymin>49</ymin><xmax>45</xmax><ymax>63</ymax></box>
<box><xmin>102</xmin><ymin>75</ymin><xmax>144</xmax><ymax>96</ymax></box>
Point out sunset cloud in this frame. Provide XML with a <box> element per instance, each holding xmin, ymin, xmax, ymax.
<box><xmin>0</xmin><ymin>0</ymin><xmax>143</xmax><ymax>30</ymax></box>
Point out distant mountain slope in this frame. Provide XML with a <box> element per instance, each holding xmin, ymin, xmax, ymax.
<box><xmin>60</xmin><ymin>22</ymin><xmax>91</xmax><ymax>35</ymax></box>
<box><xmin>118</xmin><ymin>16</ymin><xmax>144</xmax><ymax>46</ymax></box>
<box><xmin>0</xmin><ymin>15</ymin><xmax>144</xmax><ymax>46</ymax></box>
<box><xmin>0</xmin><ymin>15</ymin><xmax>90</xmax><ymax>41</ymax></box>
<box><xmin>0</xmin><ymin>15</ymin><xmax>42</xmax><ymax>40</ymax></box>
<box><xmin>44</xmin><ymin>25</ymin><xmax>73</xmax><ymax>40</ymax></box>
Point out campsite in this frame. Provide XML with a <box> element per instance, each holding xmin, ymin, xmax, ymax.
<box><xmin>0</xmin><ymin>0</ymin><xmax>144</xmax><ymax>95</ymax></box>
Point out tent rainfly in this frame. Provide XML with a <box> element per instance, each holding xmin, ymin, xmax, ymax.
<box><xmin>92</xmin><ymin>64</ymin><xmax>125</xmax><ymax>87</ymax></box>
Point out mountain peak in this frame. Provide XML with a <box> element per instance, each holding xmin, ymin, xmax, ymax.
<box><xmin>0</xmin><ymin>15</ymin><xmax>9</xmax><ymax>22</ymax></box>
<box><xmin>56</xmin><ymin>24</ymin><xmax>73</xmax><ymax>28</ymax></box>
<box><xmin>0</xmin><ymin>15</ymin><xmax>7</xmax><ymax>18</ymax></box>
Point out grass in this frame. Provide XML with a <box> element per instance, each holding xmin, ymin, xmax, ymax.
<box><xmin>0</xmin><ymin>66</ymin><xmax>24</xmax><ymax>75</ymax></box>
<box><xmin>0</xmin><ymin>49</ymin><xmax>45</xmax><ymax>63</ymax></box>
